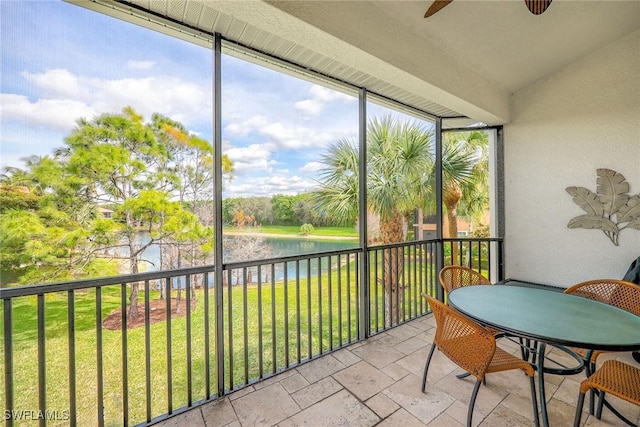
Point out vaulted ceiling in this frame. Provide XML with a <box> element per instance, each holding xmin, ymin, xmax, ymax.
<box><xmin>75</xmin><ymin>0</ymin><xmax>640</xmax><ymax>125</ymax></box>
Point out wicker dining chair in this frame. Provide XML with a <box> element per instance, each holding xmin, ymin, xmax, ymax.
<box><xmin>439</xmin><ymin>265</ymin><xmax>491</xmax><ymax>294</ymax></box>
<box><xmin>439</xmin><ymin>265</ymin><xmax>502</xmax><ymax>339</ymax></box>
<box><xmin>564</xmin><ymin>279</ymin><xmax>640</xmax><ymax>415</ymax></box>
<box><xmin>421</xmin><ymin>294</ymin><xmax>540</xmax><ymax>427</ymax></box>
<box><xmin>573</xmin><ymin>359</ymin><xmax>640</xmax><ymax>427</ymax></box>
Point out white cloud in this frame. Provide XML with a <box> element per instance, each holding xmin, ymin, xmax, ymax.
<box><xmin>14</xmin><ymin>69</ymin><xmax>212</xmax><ymax>130</ymax></box>
<box><xmin>294</xmin><ymin>99</ymin><xmax>323</xmax><ymax>115</ymax></box>
<box><xmin>21</xmin><ymin>69</ymin><xmax>82</xmax><ymax>99</ymax></box>
<box><xmin>225</xmin><ymin>115</ymin><xmax>268</xmax><ymax>136</ymax></box>
<box><xmin>300</xmin><ymin>161</ymin><xmax>324</xmax><ymax>173</ymax></box>
<box><xmin>309</xmin><ymin>85</ymin><xmax>353</xmax><ymax>102</ymax></box>
<box><xmin>225</xmin><ymin>174</ymin><xmax>318</xmax><ymax>198</ymax></box>
<box><xmin>127</xmin><ymin>60</ymin><xmax>156</xmax><ymax>70</ymax></box>
<box><xmin>224</xmin><ymin>115</ymin><xmax>340</xmax><ymax>151</ymax></box>
<box><xmin>225</xmin><ymin>143</ymin><xmax>275</xmax><ymax>175</ymax></box>
<box><xmin>295</xmin><ymin>84</ymin><xmax>355</xmax><ymax>115</ymax></box>
<box><xmin>0</xmin><ymin>93</ymin><xmax>95</xmax><ymax>132</ymax></box>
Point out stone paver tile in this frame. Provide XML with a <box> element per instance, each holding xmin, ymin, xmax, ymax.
<box><xmin>444</xmin><ymin>399</ymin><xmax>484</xmax><ymax>427</ymax></box>
<box><xmin>231</xmin><ymin>383</ymin><xmax>300</xmax><ymax>426</ymax></box>
<box><xmin>296</xmin><ymin>354</ymin><xmax>346</xmax><ymax>383</ymax></box>
<box><xmin>381</xmin><ymin>361</ymin><xmax>411</xmax><ymax>381</ymax></box>
<box><xmin>386</xmin><ymin>323</ymin><xmax>425</xmax><ymax>343</ymax></box>
<box><xmin>227</xmin><ymin>385</ymin><xmax>255</xmax><ymax>401</ymax></box>
<box><xmin>277</xmin><ymin>418</ymin><xmax>295</xmax><ymax>427</ymax></box>
<box><xmin>348</xmin><ymin>340</ymin><xmax>366</xmax><ymax>350</ymax></box>
<box><xmin>253</xmin><ymin>369</ymin><xmax>297</xmax><ymax>390</ymax></box>
<box><xmin>478</xmin><ymin>404</ymin><xmax>534</xmax><ymax>426</ymax></box>
<box><xmin>426</xmin><ymin>412</ymin><xmax>464</xmax><ymax>427</ymax></box>
<box><xmin>332</xmin><ymin>360</ymin><xmax>395</xmax><ymax>401</ymax></box>
<box><xmin>540</xmin><ymin>379</ymin><xmax>561</xmax><ymax>403</ymax></box>
<box><xmin>285</xmin><ymin>389</ymin><xmax>379</xmax><ymax>426</ymax></box>
<box><xmin>351</xmin><ymin>341</ymin><xmax>407</xmax><ymax>369</ymax></box>
<box><xmin>154</xmin><ymin>407</ymin><xmax>204</xmax><ymax>427</ymax></box>
<box><xmin>280</xmin><ymin>373</ymin><xmax>310</xmax><ymax>394</ymax></box>
<box><xmin>417</xmin><ymin>347</ymin><xmax>460</xmax><ymax>385</ymax></box>
<box><xmin>290</xmin><ymin>376</ymin><xmax>343</xmax><ymax>409</ymax></box>
<box><xmin>365</xmin><ymin>392</ymin><xmax>400</xmax><ymax>419</ymax></box>
<box><xmin>415</xmin><ymin>329</ymin><xmax>435</xmax><ymax>343</ymax></box>
<box><xmin>435</xmin><ymin>372</ymin><xmax>506</xmax><ymax>416</ymax></box>
<box><xmin>498</xmin><ymin>392</ymin><xmax>539</xmax><ymax>423</ymax></box>
<box><xmin>332</xmin><ymin>348</ymin><xmax>361</xmax><ymax>366</ymax></box>
<box><xmin>376</xmin><ymin>408</ymin><xmax>426</xmax><ymax>426</ymax></box>
<box><xmin>480</xmin><ymin>368</ymin><xmax>535</xmax><ymax>402</ymax></box>
<box><xmin>394</xmin><ymin>336</ymin><xmax>430</xmax><ymax>355</ymax></box>
<box><xmin>366</xmin><ymin>332</ymin><xmax>387</xmax><ymax>342</ymax></box>
<box><xmin>550</xmin><ymin>376</ymin><xmax>581</xmax><ymax>406</ymax></box>
<box><xmin>383</xmin><ymin>373</ymin><xmax>455</xmax><ymax>425</ymax></box>
<box><xmin>541</xmin><ymin>370</ymin><xmax>566</xmax><ymax>386</ymax></box>
<box><xmin>545</xmin><ymin>397</ymin><xmax>583</xmax><ymax>427</ymax></box>
<box><xmin>201</xmin><ymin>399</ymin><xmax>237</xmax><ymax>427</ymax></box>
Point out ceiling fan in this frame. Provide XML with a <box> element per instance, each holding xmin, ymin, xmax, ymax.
<box><xmin>425</xmin><ymin>0</ymin><xmax>553</xmax><ymax>18</ymax></box>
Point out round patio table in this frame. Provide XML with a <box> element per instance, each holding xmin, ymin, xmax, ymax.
<box><xmin>448</xmin><ymin>283</ymin><xmax>640</xmax><ymax>427</ymax></box>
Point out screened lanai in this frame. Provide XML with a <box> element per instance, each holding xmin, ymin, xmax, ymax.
<box><xmin>1</xmin><ymin>0</ymin><xmax>638</xmax><ymax>426</ymax></box>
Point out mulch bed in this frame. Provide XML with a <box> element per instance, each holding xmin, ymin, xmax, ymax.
<box><xmin>103</xmin><ymin>297</ymin><xmax>197</xmax><ymax>330</ymax></box>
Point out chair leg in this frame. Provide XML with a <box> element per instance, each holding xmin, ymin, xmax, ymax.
<box><xmin>528</xmin><ymin>375</ymin><xmax>540</xmax><ymax>427</ymax></box>
<box><xmin>466</xmin><ymin>379</ymin><xmax>482</xmax><ymax>427</ymax></box>
<box><xmin>591</xmin><ymin>388</ymin><xmax>637</xmax><ymax>426</ymax></box>
<box><xmin>574</xmin><ymin>392</ymin><xmax>586</xmax><ymax>427</ymax></box>
<box><xmin>579</xmin><ymin>350</ymin><xmax>596</xmax><ymax>415</ymax></box>
<box><xmin>422</xmin><ymin>344</ymin><xmax>436</xmax><ymax>393</ymax></box>
<box><xmin>596</xmin><ymin>391</ymin><xmax>605</xmax><ymax>419</ymax></box>
<box><xmin>585</xmin><ymin>359</ymin><xmax>595</xmax><ymax>415</ymax></box>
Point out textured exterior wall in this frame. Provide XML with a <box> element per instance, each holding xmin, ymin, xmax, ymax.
<box><xmin>504</xmin><ymin>30</ymin><xmax>640</xmax><ymax>287</ymax></box>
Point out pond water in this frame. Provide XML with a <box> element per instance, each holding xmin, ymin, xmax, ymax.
<box><xmin>136</xmin><ymin>234</ymin><xmax>359</xmax><ymax>286</ymax></box>
<box><xmin>251</xmin><ymin>236</ymin><xmax>358</xmax><ymax>259</ymax></box>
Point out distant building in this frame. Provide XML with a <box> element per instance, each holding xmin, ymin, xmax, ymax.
<box><xmin>97</xmin><ymin>207</ymin><xmax>114</xmax><ymax>219</ymax></box>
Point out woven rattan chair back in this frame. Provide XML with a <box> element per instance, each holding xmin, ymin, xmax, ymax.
<box><xmin>564</xmin><ymin>279</ymin><xmax>640</xmax><ymax>416</ymax></box>
<box><xmin>427</xmin><ymin>295</ymin><xmax>495</xmax><ymax>380</ymax></box>
<box><xmin>439</xmin><ymin>265</ymin><xmax>490</xmax><ymax>294</ymax></box>
<box><xmin>564</xmin><ymin>279</ymin><xmax>640</xmax><ymax>316</ymax></box>
<box><xmin>573</xmin><ymin>359</ymin><xmax>640</xmax><ymax>427</ymax></box>
<box><xmin>421</xmin><ymin>294</ymin><xmax>540</xmax><ymax>427</ymax></box>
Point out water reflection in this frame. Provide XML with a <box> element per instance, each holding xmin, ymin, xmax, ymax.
<box><xmin>136</xmin><ymin>234</ymin><xmax>359</xmax><ymax>286</ymax></box>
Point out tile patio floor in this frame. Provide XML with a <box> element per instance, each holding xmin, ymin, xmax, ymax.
<box><xmin>155</xmin><ymin>315</ymin><xmax>639</xmax><ymax>427</ymax></box>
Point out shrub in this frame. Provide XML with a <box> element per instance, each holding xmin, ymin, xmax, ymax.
<box><xmin>300</xmin><ymin>223</ymin><xmax>314</xmax><ymax>235</ymax></box>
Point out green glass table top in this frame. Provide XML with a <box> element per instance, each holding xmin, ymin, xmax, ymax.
<box><xmin>448</xmin><ymin>284</ymin><xmax>640</xmax><ymax>351</ymax></box>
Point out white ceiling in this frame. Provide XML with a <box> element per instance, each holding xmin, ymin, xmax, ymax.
<box><xmin>79</xmin><ymin>0</ymin><xmax>640</xmax><ymax>124</ymax></box>
<box><xmin>370</xmin><ymin>0</ymin><xmax>640</xmax><ymax>93</ymax></box>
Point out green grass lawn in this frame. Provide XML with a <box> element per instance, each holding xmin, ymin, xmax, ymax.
<box><xmin>1</xmin><ymin>253</ymin><xmax>437</xmax><ymax>425</ymax></box>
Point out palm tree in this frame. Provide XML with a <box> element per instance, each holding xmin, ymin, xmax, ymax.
<box><xmin>317</xmin><ymin>118</ymin><xmax>488</xmax><ymax>324</ymax></box>
<box><xmin>317</xmin><ymin>115</ymin><xmax>434</xmax><ymax>325</ymax></box>
<box><xmin>441</xmin><ymin>131</ymin><xmax>488</xmax><ymax>263</ymax></box>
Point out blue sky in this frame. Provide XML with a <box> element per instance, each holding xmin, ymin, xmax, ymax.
<box><xmin>1</xmin><ymin>1</ymin><xmax>430</xmax><ymax>198</ymax></box>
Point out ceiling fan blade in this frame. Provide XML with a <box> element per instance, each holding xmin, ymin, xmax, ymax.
<box><xmin>424</xmin><ymin>0</ymin><xmax>454</xmax><ymax>18</ymax></box>
<box><xmin>525</xmin><ymin>0</ymin><xmax>553</xmax><ymax>15</ymax></box>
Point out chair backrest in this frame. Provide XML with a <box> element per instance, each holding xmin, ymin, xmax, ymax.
<box><xmin>439</xmin><ymin>265</ymin><xmax>490</xmax><ymax>294</ymax></box>
<box><xmin>423</xmin><ymin>294</ymin><xmax>495</xmax><ymax>381</ymax></box>
<box><xmin>564</xmin><ymin>279</ymin><xmax>640</xmax><ymax>316</ymax></box>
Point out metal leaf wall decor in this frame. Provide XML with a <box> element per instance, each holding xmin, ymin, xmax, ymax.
<box><xmin>566</xmin><ymin>168</ymin><xmax>640</xmax><ymax>246</ymax></box>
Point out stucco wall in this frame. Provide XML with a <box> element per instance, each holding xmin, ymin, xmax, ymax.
<box><xmin>504</xmin><ymin>30</ymin><xmax>640</xmax><ymax>287</ymax></box>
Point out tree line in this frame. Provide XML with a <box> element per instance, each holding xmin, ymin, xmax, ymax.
<box><xmin>222</xmin><ymin>193</ymin><xmax>350</xmax><ymax>228</ymax></box>
<box><xmin>1</xmin><ymin>108</ymin><xmax>488</xmax><ymax>324</ymax></box>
